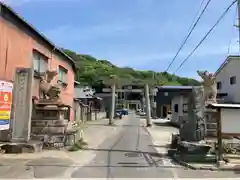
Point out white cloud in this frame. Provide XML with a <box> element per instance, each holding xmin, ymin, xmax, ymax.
<box><xmin>45</xmin><ymin>22</ymin><xmax>135</xmax><ymax>41</ymax></box>
<box><xmin>105</xmin><ymin>42</ymin><xmax>240</xmax><ymax>67</ymax></box>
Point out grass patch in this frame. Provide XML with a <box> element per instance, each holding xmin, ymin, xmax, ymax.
<box><xmin>68</xmin><ymin>138</ymin><xmax>88</xmax><ymax>152</ymax></box>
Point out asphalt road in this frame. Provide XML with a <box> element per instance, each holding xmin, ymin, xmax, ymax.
<box><xmin>71</xmin><ymin>114</ymin><xmax>240</xmax><ymax>179</ymax></box>
<box><xmin>0</xmin><ymin>113</ymin><xmax>239</xmax><ymax>179</ymax></box>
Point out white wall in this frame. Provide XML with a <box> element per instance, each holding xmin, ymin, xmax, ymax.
<box><xmin>74</xmin><ymin>86</ymin><xmax>95</xmax><ymax>99</ymax></box>
<box><xmin>216</xmin><ymin>57</ymin><xmax>240</xmax><ymax>103</ymax></box>
<box><xmin>171</xmin><ymin>95</ymin><xmax>188</xmax><ymax>124</ymax></box>
<box><xmin>221</xmin><ymin>108</ymin><xmax>240</xmax><ymax>135</ymax></box>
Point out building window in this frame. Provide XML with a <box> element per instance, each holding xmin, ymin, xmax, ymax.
<box><xmin>174</xmin><ymin>104</ymin><xmax>178</xmax><ymax>113</ymax></box>
<box><xmin>183</xmin><ymin>104</ymin><xmax>188</xmax><ymax>113</ymax></box>
<box><xmin>58</xmin><ymin>66</ymin><xmax>68</xmax><ymax>84</ymax></box>
<box><xmin>33</xmin><ymin>50</ymin><xmax>48</xmax><ymax>73</ymax></box>
<box><xmin>217</xmin><ymin>81</ymin><xmax>222</xmax><ymax>90</ymax></box>
<box><xmin>230</xmin><ymin>76</ymin><xmax>236</xmax><ymax>85</ymax></box>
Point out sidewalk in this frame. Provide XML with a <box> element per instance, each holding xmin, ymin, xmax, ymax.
<box><xmin>80</xmin><ymin>116</ymin><xmax>128</xmax><ymax>149</ymax></box>
<box><xmin>0</xmin><ymin>117</ymin><xmax>128</xmax><ymax>164</ymax></box>
<box><xmin>141</xmin><ymin>118</ymin><xmax>178</xmax><ymax>155</ymax></box>
<box><xmin>0</xmin><ymin>116</ymin><xmax>130</xmax><ymax>178</ymax></box>
<box><xmin>174</xmin><ymin>156</ymin><xmax>240</xmax><ymax>172</ymax></box>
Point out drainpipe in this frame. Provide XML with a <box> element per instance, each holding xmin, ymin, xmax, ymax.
<box><xmin>50</xmin><ymin>47</ymin><xmax>56</xmax><ymax>70</ymax></box>
<box><xmin>3</xmin><ymin>41</ymin><xmax>9</xmax><ymax>80</ymax></box>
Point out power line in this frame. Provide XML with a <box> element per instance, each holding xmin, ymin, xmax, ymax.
<box><xmin>165</xmin><ymin>0</ymin><xmax>211</xmax><ymax>72</ymax></box>
<box><xmin>174</xmin><ymin>0</ymin><xmax>237</xmax><ymax>74</ymax></box>
<box><xmin>227</xmin><ymin>4</ymin><xmax>238</xmax><ymax>55</ymax></box>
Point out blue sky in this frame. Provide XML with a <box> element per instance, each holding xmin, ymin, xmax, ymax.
<box><xmin>1</xmin><ymin>0</ymin><xmax>239</xmax><ymax>79</ymax></box>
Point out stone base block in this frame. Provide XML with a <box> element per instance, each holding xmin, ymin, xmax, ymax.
<box><xmin>0</xmin><ymin>140</ymin><xmax>43</xmax><ymax>154</ymax></box>
<box><xmin>43</xmin><ymin>142</ymin><xmax>65</xmax><ymax>149</ymax></box>
<box><xmin>31</xmin><ymin>126</ymin><xmax>66</xmax><ymax>134</ymax></box>
<box><xmin>206</xmin><ymin>131</ymin><xmax>217</xmax><ymax>137</ymax></box>
<box><xmin>178</xmin><ymin>141</ymin><xmax>211</xmax><ymax>155</ymax></box>
<box><xmin>0</xmin><ymin>130</ymin><xmax>11</xmax><ymax>142</ymax></box>
<box><xmin>36</xmin><ymin>99</ymin><xmax>63</xmax><ymax>105</ymax></box>
<box><xmin>31</xmin><ymin>120</ymin><xmax>68</xmax><ymax>127</ymax></box>
<box><xmin>207</xmin><ymin>123</ymin><xmax>217</xmax><ymax>129</ymax></box>
<box><xmin>31</xmin><ymin>134</ymin><xmax>65</xmax><ymax>143</ymax></box>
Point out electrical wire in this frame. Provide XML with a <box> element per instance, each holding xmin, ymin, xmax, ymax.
<box><xmin>174</xmin><ymin>0</ymin><xmax>237</xmax><ymax>74</ymax></box>
<box><xmin>227</xmin><ymin>4</ymin><xmax>238</xmax><ymax>55</ymax></box>
<box><xmin>165</xmin><ymin>0</ymin><xmax>211</xmax><ymax>72</ymax></box>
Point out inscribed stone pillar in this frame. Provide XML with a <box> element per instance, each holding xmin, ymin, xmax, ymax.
<box><xmin>10</xmin><ymin>68</ymin><xmax>33</xmax><ymax>142</ymax></box>
<box><xmin>180</xmin><ymin>86</ymin><xmax>205</xmax><ymax>141</ymax></box>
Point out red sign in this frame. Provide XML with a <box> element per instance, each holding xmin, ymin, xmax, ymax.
<box><xmin>0</xmin><ymin>91</ymin><xmax>12</xmax><ymax>104</ymax></box>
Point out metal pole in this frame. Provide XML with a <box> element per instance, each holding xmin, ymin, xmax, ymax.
<box><xmin>145</xmin><ymin>84</ymin><xmax>152</xmax><ymax>127</ymax></box>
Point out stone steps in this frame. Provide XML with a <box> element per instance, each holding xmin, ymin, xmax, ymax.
<box><xmin>31</xmin><ymin>126</ymin><xmax>66</xmax><ymax>134</ymax></box>
<box><xmin>35</xmin><ymin>106</ymin><xmax>68</xmax><ymax>110</ymax></box>
<box><xmin>31</xmin><ymin>119</ymin><xmax>68</xmax><ymax>127</ymax></box>
<box><xmin>31</xmin><ymin>134</ymin><xmax>65</xmax><ymax>143</ymax></box>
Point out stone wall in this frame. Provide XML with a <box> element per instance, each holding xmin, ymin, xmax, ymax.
<box><xmin>91</xmin><ymin>111</ymin><xmax>106</xmax><ymax>120</ymax></box>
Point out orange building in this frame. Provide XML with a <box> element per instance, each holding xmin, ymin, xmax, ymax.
<box><xmin>0</xmin><ymin>2</ymin><xmax>77</xmax><ymax>121</ymax></box>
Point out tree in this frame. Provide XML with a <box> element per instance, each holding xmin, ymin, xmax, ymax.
<box><xmin>63</xmin><ymin>49</ymin><xmax>201</xmax><ymax>89</ymax></box>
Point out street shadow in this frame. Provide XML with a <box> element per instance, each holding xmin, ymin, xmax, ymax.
<box><xmin>121</xmin><ymin>124</ymin><xmax>138</xmax><ymax>127</ymax></box>
<box><xmin>153</xmin><ymin>122</ymin><xmax>173</xmax><ymax>127</ymax></box>
<box><xmin>84</xmin><ymin>124</ymin><xmax>112</xmax><ymax>127</ymax></box>
<box><xmin>234</xmin><ymin>165</ymin><xmax>240</xmax><ymax>174</ymax></box>
<box><xmin>148</xmin><ymin>144</ymin><xmax>171</xmax><ymax>148</ymax></box>
<box><xmin>83</xmin><ymin>147</ymin><xmax>167</xmax><ymax>158</ymax></box>
<box><xmin>85</xmin><ymin>123</ymin><xmax>123</xmax><ymax>127</ymax></box>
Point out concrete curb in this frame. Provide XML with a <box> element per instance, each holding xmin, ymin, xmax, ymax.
<box><xmin>172</xmin><ymin>155</ymin><xmax>240</xmax><ymax>171</ymax></box>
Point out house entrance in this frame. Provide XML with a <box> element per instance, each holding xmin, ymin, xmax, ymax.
<box><xmin>162</xmin><ymin>106</ymin><xmax>167</xmax><ymax>118</ymax></box>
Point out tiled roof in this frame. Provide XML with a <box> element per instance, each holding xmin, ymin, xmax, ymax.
<box><xmin>157</xmin><ymin>85</ymin><xmax>194</xmax><ymax>90</ymax></box>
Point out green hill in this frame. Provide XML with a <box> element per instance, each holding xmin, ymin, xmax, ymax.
<box><xmin>63</xmin><ymin>49</ymin><xmax>200</xmax><ymax>87</ymax></box>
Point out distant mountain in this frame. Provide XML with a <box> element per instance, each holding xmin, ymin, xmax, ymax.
<box><xmin>63</xmin><ymin>49</ymin><xmax>200</xmax><ymax>88</ymax></box>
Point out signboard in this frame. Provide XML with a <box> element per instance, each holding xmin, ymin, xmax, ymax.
<box><xmin>102</xmin><ymin>88</ymin><xmax>143</xmax><ymax>93</ymax></box>
<box><xmin>0</xmin><ymin>80</ymin><xmax>13</xmax><ymax>129</ymax></box>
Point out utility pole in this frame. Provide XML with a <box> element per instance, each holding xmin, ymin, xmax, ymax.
<box><xmin>237</xmin><ymin>0</ymin><xmax>240</xmax><ymax>53</ymax></box>
<box><xmin>109</xmin><ymin>83</ymin><xmax>116</xmax><ymax>125</ymax></box>
<box><xmin>145</xmin><ymin>84</ymin><xmax>152</xmax><ymax>127</ymax></box>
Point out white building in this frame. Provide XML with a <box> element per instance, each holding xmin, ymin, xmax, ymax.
<box><xmin>215</xmin><ymin>55</ymin><xmax>240</xmax><ymax>103</ymax></box>
<box><xmin>171</xmin><ymin>93</ymin><xmax>190</xmax><ymax>126</ymax></box>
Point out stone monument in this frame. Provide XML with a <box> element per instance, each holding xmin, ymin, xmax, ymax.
<box><xmin>197</xmin><ymin>70</ymin><xmax>217</xmax><ymax>104</ymax></box>
<box><xmin>180</xmin><ymin>70</ymin><xmax>217</xmax><ymax>141</ymax></box>
<box><xmin>180</xmin><ymin>86</ymin><xmax>205</xmax><ymax>141</ymax></box>
<box><xmin>173</xmin><ymin>70</ymin><xmax>218</xmax><ymax>162</ymax></box>
<box><xmin>10</xmin><ymin>67</ymin><xmax>34</xmax><ymax>142</ymax></box>
<box><xmin>32</xmin><ymin>70</ymin><xmax>73</xmax><ymax>148</ymax></box>
<box><xmin>197</xmin><ymin>70</ymin><xmax>218</xmax><ymax>137</ymax></box>
<box><xmin>39</xmin><ymin>70</ymin><xmax>62</xmax><ymax>101</ymax></box>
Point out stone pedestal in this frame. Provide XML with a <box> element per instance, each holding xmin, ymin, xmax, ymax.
<box><xmin>204</xmin><ymin>108</ymin><xmax>218</xmax><ymax>137</ymax></box>
<box><xmin>31</xmin><ymin>99</ymin><xmax>70</xmax><ymax>148</ymax></box>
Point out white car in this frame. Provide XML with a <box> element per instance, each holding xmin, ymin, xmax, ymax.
<box><xmin>136</xmin><ymin>109</ymin><xmax>146</xmax><ymax>116</ymax></box>
<box><xmin>139</xmin><ymin>111</ymin><xmax>146</xmax><ymax>116</ymax></box>
<box><xmin>167</xmin><ymin>111</ymin><xmax>172</xmax><ymax>120</ymax></box>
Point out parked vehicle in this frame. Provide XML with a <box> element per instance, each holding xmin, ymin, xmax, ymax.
<box><xmin>139</xmin><ymin>111</ymin><xmax>146</xmax><ymax>116</ymax></box>
<box><xmin>115</xmin><ymin>112</ymin><xmax>123</xmax><ymax>119</ymax></box>
<box><xmin>167</xmin><ymin>111</ymin><xmax>172</xmax><ymax>120</ymax></box>
<box><xmin>121</xmin><ymin>108</ymin><xmax>129</xmax><ymax>115</ymax></box>
<box><xmin>115</xmin><ymin>108</ymin><xmax>128</xmax><ymax>119</ymax></box>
